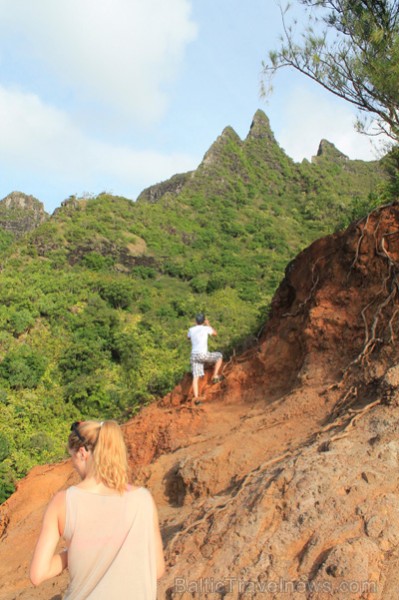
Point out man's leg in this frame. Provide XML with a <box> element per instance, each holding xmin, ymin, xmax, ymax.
<box><xmin>192</xmin><ymin>375</ymin><xmax>200</xmax><ymax>399</ymax></box>
<box><xmin>205</xmin><ymin>351</ymin><xmax>223</xmax><ymax>381</ymax></box>
<box><xmin>212</xmin><ymin>356</ymin><xmax>223</xmax><ymax>379</ymax></box>
<box><xmin>191</xmin><ymin>356</ymin><xmax>204</xmax><ymax>400</ymax></box>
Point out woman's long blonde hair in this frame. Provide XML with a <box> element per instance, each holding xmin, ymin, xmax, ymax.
<box><xmin>68</xmin><ymin>420</ymin><xmax>129</xmax><ymax>493</ymax></box>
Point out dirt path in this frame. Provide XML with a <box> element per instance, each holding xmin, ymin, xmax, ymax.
<box><xmin>0</xmin><ymin>376</ymin><xmax>331</xmax><ymax>600</ymax></box>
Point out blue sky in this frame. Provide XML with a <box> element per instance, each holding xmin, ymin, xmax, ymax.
<box><xmin>0</xmin><ymin>0</ymin><xmax>383</xmax><ymax>214</ymax></box>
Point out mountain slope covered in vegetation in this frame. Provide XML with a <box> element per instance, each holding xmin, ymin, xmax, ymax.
<box><xmin>0</xmin><ymin>110</ymin><xmax>388</xmax><ymax>501</ymax></box>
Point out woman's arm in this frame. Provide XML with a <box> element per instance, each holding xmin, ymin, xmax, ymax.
<box><xmin>30</xmin><ymin>491</ymin><xmax>68</xmax><ymax>586</ymax></box>
<box><xmin>152</xmin><ymin>497</ymin><xmax>166</xmax><ymax>579</ymax></box>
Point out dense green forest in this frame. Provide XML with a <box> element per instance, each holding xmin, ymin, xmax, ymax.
<box><xmin>0</xmin><ymin>110</ymin><xmax>391</xmax><ymax>501</ymax></box>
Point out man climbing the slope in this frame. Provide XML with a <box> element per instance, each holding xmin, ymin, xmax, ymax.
<box><xmin>187</xmin><ymin>313</ymin><xmax>223</xmax><ymax>404</ymax></box>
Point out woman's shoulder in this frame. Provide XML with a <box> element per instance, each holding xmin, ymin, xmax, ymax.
<box><xmin>43</xmin><ymin>490</ymin><xmax>67</xmax><ymax>525</ymax></box>
<box><xmin>126</xmin><ymin>485</ymin><xmax>153</xmax><ymax>502</ymax></box>
<box><xmin>127</xmin><ymin>484</ymin><xmax>149</xmax><ymax>494</ymax></box>
<box><xmin>49</xmin><ymin>489</ymin><xmax>68</xmax><ymax>506</ymax></box>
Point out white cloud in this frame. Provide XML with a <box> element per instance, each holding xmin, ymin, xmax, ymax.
<box><xmin>275</xmin><ymin>86</ymin><xmax>387</xmax><ymax>162</ymax></box>
<box><xmin>0</xmin><ymin>86</ymin><xmax>198</xmax><ymax>200</ymax></box>
<box><xmin>0</xmin><ymin>0</ymin><xmax>197</xmax><ymax>124</ymax></box>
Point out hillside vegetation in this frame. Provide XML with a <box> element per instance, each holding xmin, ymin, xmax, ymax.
<box><xmin>0</xmin><ymin>110</ymin><xmax>389</xmax><ymax>501</ymax></box>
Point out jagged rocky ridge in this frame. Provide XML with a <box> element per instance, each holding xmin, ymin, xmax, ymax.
<box><xmin>2</xmin><ymin>203</ymin><xmax>399</xmax><ymax>598</ymax></box>
<box><xmin>0</xmin><ymin>111</ymin><xmax>386</xmax><ymax>233</ymax></box>
<box><xmin>137</xmin><ymin>110</ymin><xmax>383</xmax><ymax>206</ymax></box>
<box><xmin>0</xmin><ymin>111</ymin><xmax>387</xmax><ymax>264</ymax></box>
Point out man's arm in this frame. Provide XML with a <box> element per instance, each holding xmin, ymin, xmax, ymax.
<box><xmin>204</xmin><ymin>319</ymin><xmax>217</xmax><ymax>336</ymax></box>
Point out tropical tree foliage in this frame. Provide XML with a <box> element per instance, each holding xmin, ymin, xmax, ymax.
<box><xmin>264</xmin><ymin>0</ymin><xmax>399</xmax><ymax>141</ymax></box>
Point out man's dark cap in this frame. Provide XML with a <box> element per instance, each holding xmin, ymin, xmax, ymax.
<box><xmin>195</xmin><ymin>313</ymin><xmax>205</xmax><ymax>324</ymax></box>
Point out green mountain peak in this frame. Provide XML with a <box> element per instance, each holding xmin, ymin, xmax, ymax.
<box><xmin>245</xmin><ymin>109</ymin><xmax>274</xmax><ymax>141</ymax></box>
<box><xmin>314</xmin><ymin>139</ymin><xmax>349</xmax><ymax>162</ymax></box>
<box><xmin>199</xmin><ymin>125</ymin><xmax>242</xmax><ymax>168</ymax></box>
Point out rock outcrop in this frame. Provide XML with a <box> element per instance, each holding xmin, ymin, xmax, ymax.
<box><xmin>137</xmin><ymin>172</ymin><xmax>192</xmax><ymax>204</ymax></box>
<box><xmin>0</xmin><ymin>192</ymin><xmax>49</xmax><ymax>238</ymax></box>
<box><xmin>315</xmin><ymin>139</ymin><xmax>349</xmax><ymax>162</ymax></box>
<box><xmin>3</xmin><ymin>204</ymin><xmax>399</xmax><ymax>599</ymax></box>
<box><xmin>246</xmin><ymin>109</ymin><xmax>275</xmax><ymax>141</ymax></box>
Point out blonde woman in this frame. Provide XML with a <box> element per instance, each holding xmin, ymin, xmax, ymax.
<box><xmin>30</xmin><ymin>420</ymin><xmax>165</xmax><ymax>599</ymax></box>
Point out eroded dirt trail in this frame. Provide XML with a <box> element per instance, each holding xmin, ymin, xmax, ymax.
<box><xmin>0</xmin><ymin>377</ymin><xmax>332</xmax><ymax>600</ymax></box>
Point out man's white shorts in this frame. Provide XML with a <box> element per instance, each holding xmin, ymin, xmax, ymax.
<box><xmin>190</xmin><ymin>351</ymin><xmax>223</xmax><ymax>378</ymax></box>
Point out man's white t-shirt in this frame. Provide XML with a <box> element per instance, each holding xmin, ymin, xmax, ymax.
<box><xmin>188</xmin><ymin>325</ymin><xmax>214</xmax><ymax>354</ymax></box>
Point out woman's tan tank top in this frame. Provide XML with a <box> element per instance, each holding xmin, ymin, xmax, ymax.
<box><xmin>63</xmin><ymin>486</ymin><xmax>156</xmax><ymax>599</ymax></box>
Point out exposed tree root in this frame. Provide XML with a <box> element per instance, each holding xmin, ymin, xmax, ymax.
<box><xmin>330</xmin><ymin>385</ymin><xmax>358</xmax><ymax>420</ymax></box>
<box><xmin>350</xmin><ymin>211</ymin><xmax>372</xmax><ymax>270</ymax></box>
<box><xmin>328</xmin><ymin>205</ymin><xmax>399</xmax><ymax>412</ymax></box>
<box><xmin>328</xmin><ymin>399</ymin><xmax>382</xmax><ymax>444</ymax></box>
<box><xmin>388</xmin><ymin>308</ymin><xmax>399</xmax><ymax>343</ymax></box>
<box><xmin>282</xmin><ymin>255</ymin><xmax>329</xmax><ymax>318</ymax></box>
<box><xmin>167</xmin><ymin>451</ymin><xmax>292</xmax><ymax>554</ymax></box>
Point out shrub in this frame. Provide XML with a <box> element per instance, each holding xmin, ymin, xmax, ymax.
<box><xmin>0</xmin><ymin>433</ymin><xmax>10</xmax><ymax>462</ymax></box>
<box><xmin>64</xmin><ymin>375</ymin><xmax>112</xmax><ymax>415</ymax></box>
<box><xmin>0</xmin><ymin>463</ymin><xmax>15</xmax><ymax>503</ymax></box>
<box><xmin>9</xmin><ymin>309</ymin><xmax>36</xmax><ymax>336</ymax></box>
<box><xmin>59</xmin><ymin>339</ymin><xmax>108</xmax><ymax>384</ymax></box>
<box><xmin>82</xmin><ymin>252</ymin><xmax>115</xmax><ymax>271</ymax></box>
<box><xmin>147</xmin><ymin>371</ymin><xmax>178</xmax><ymax>397</ymax></box>
<box><xmin>97</xmin><ymin>280</ymin><xmax>133</xmax><ymax>309</ymax></box>
<box><xmin>25</xmin><ymin>432</ymin><xmax>55</xmax><ymax>455</ymax></box>
<box><xmin>190</xmin><ymin>274</ymin><xmax>209</xmax><ymax>293</ymax></box>
<box><xmin>0</xmin><ymin>346</ymin><xmax>47</xmax><ymax>389</ymax></box>
<box><xmin>132</xmin><ymin>266</ymin><xmax>156</xmax><ymax>279</ymax></box>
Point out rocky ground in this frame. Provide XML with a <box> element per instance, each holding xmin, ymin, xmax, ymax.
<box><xmin>2</xmin><ymin>204</ymin><xmax>399</xmax><ymax>599</ymax></box>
